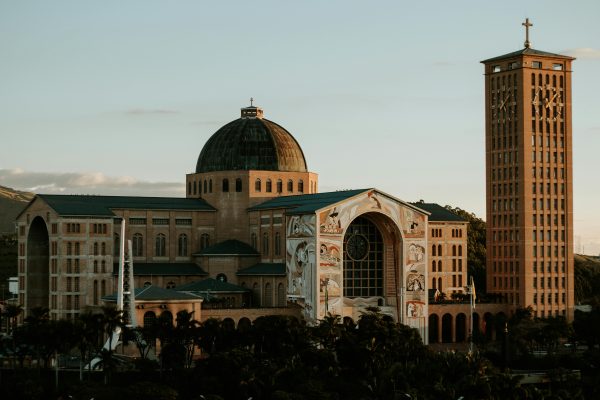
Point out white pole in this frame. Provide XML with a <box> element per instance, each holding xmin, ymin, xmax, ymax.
<box><xmin>469</xmin><ymin>277</ymin><xmax>474</xmax><ymax>354</ymax></box>
<box><xmin>117</xmin><ymin>218</ymin><xmax>126</xmax><ymax>311</ymax></box>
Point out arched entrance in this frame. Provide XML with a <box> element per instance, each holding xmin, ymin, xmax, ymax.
<box><xmin>456</xmin><ymin>313</ymin><xmax>467</xmax><ymax>342</ymax></box>
<box><xmin>27</xmin><ymin>216</ymin><xmax>50</xmax><ymax>311</ymax></box>
<box><xmin>428</xmin><ymin>314</ymin><xmax>439</xmax><ymax>343</ymax></box>
<box><xmin>442</xmin><ymin>313</ymin><xmax>453</xmax><ymax>343</ymax></box>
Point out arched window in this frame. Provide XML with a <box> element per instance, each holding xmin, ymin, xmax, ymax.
<box><xmin>67</xmin><ymin>242</ymin><xmax>72</xmax><ymax>255</ymax></box>
<box><xmin>287</xmin><ymin>179</ymin><xmax>293</xmax><ymax>192</ymax></box>
<box><xmin>343</xmin><ymin>216</ymin><xmax>383</xmax><ymax>297</ymax></box>
<box><xmin>101</xmin><ymin>260</ymin><xmax>106</xmax><ymax>273</ymax></box>
<box><xmin>264</xmin><ymin>283</ymin><xmax>273</xmax><ymax>307</ymax></box>
<box><xmin>276</xmin><ymin>179</ymin><xmax>282</xmax><ymax>193</ymax></box>
<box><xmin>298</xmin><ymin>180</ymin><xmax>304</xmax><ymax>193</ymax></box>
<box><xmin>132</xmin><ymin>233</ymin><xmax>143</xmax><ymax>257</ymax></box>
<box><xmin>155</xmin><ymin>234</ymin><xmax>166</xmax><ymax>257</ymax></box>
<box><xmin>437</xmin><ymin>244</ymin><xmax>442</xmax><ymax>256</ymax></box>
<box><xmin>166</xmin><ymin>281</ymin><xmax>176</xmax><ymax>289</ymax></box>
<box><xmin>203</xmin><ymin>180</ymin><xmax>207</xmax><ymax>193</ymax></box>
<box><xmin>458</xmin><ymin>245</ymin><xmax>462</xmax><ymax>256</ymax></box>
<box><xmin>93</xmin><ymin>242</ymin><xmax>98</xmax><ymax>256</ymax></box>
<box><xmin>160</xmin><ymin>311</ymin><xmax>173</xmax><ymax>326</ymax></box>
<box><xmin>262</xmin><ymin>232</ymin><xmax>269</xmax><ymax>255</ymax></box>
<box><xmin>114</xmin><ymin>234</ymin><xmax>120</xmax><ymax>257</ymax></box>
<box><xmin>438</xmin><ymin>260</ymin><xmax>442</xmax><ymax>272</ymax></box>
<box><xmin>143</xmin><ymin>311</ymin><xmax>157</xmax><ymax>327</ymax></box>
<box><xmin>251</xmin><ymin>232</ymin><xmax>257</xmax><ymax>249</ymax></box>
<box><xmin>101</xmin><ymin>280</ymin><xmax>106</xmax><ymax>297</ymax></box>
<box><xmin>255</xmin><ymin>179</ymin><xmax>261</xmax><ymax>192</ymax></box>
<box><xmin>200</xmin><ymin>233</ymin><xmax>210</xmax><ymax>250</ymax></box>
<box><xmin>222</xmin><ymin>178</ymin><xmax>229</xmax><ymax>192</ymax></box>
<box><xmin>432</xmin><ymin>260</ymin><xmax>436</xmax><ymax>272</ymax></box>
<box><xmin>274</xmin><ymin>232</ymin><xmax>281</xmax><ymax>256</ymax></box>
<box><xmin>452</xmin><ymin>245</ymin><xmax>457</xmax><ymax>257</ymax></box>
<box><xmin>209</xmin><ymin>179</ymin><xmax>213</xmax><ymax>193</ymax></box>
<box><xmin>188</xmin><ymin>182</ymin><xmax>191</xmax><ymax>195</ymax></box>
<box><xmin>75</xmin><ymin>242</ymin><xmax>80</xmax><ymax>255</ymax></box>
<box><xmin>438</xmin><ymin>277</ymin><xmax>442</xmax><ymax>291</ymax></box>
<box><xmin>432</xmin><ymin>245</ymin><xmax>436</xmax><ymax>256</ymax></box>
<box><xmin>216</xmin><ymin>273</ymin><xmax>227</xmax><ymax>282</ymax></box>
<box><xmin>266</xmin><ymin>179</ymin><xmax>272</xmax><ymax>192</ymax></box>
<box><xmin>432</xmin><ymin>278</ymin><xmax>436</xmax><ymax>290</ymax></box>
<box><xmin>277</xmin><ymin>283</ymin><xmax>286</xmax><ymax>306</ymax></box>
<box><xmin>235</xmin><ymin>178</ymin><xmax>242</xmax><ymax>192</ymax></box>
<box><xmin>93</xmin><ymin>280</ymin><xmax>98</xmax><ymax>305</ymax></box>
<box><xmin>193</xmin><ymin>181</ymin><xmax>197</xmax><ymax>195</ymax></box>
<box><xmin>144</xmin><ymin>281</ymin><xmax>151</xmax><ymax>287</ymax></box>
<box><xmin>101</xmin><ymin>242</ymin><xmax>106</xmax><ymax>256</ymax></box>
<box><xmin>93</xmin><ymin>260</ymin><xmax>98</xmax><ymax>273</ymax></box>
<box><xmin>178</xmin><ymin>234</ymin><xmax>188</xmax><ymax>257</ymax></box>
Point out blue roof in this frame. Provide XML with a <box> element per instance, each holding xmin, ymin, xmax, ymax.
<box><xmin>103</xmin><ymin>285</ymin><xmax>200</xmax><ymax>301</ymax></box>
<box><xmin>36</xmin><ymin>194</ymin><xmax>215</xmax><ymax>217</ymax></box>
<box><xmin>177</xmin><ymin>278</ymin><xmax>250</xmax><ymax>293</ymax></box>
<box><xmin>237</xmin><ymin>263</ymin><xmax>286</xmax><ymax>276</ymax></box>
<box><xmin>249</xmin><ymin>189</ymin><xmax>369</xmax><ymax>214</ymax></box>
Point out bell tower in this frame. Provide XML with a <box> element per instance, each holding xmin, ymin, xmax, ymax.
<box><xmin>481</xmin><ymin>19</ymin><xmax>575</xmax><ymax>320</ymax></box>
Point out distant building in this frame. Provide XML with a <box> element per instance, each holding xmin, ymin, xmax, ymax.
<box><xmin>17</xmin><ymin>104</ymin><xmax>431</xmax><ymax>341</ymax></box>
<box><xmin>482</xmin><ymin>20</ymin><xmax>575</xmax><ymax>319</ymax></box>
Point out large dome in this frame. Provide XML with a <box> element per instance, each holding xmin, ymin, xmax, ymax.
<box><xmin>195</xmin><ymin>105</ymin><xmax>307</xmax><ymax>173</ymax></box>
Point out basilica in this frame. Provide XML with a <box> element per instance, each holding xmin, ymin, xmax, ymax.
<box><xmin>17</xmin><ymin>103</ymin><xmax>470</xmax><ymax>343</ymax></box>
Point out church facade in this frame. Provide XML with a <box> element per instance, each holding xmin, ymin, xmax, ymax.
<box><xmin>16</xmin><ymin>104</ymin><xmax>437</xmax><ymax>341</ymax></box>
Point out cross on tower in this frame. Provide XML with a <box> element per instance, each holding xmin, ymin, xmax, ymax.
<box><xmin>522</xmin><ymin>18</ymin><xmax>533</xmax><ymax>48</ymax></box>
<box><xmin>250</xmin><ymin>97</ymin><xmax>254</xmax><ymax>107</ymax></box>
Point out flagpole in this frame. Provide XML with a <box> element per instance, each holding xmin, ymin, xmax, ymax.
<box><xmin>469</xmin><ymin>276</ymin><xmax>474</xmax><ymax>354</ymax></box>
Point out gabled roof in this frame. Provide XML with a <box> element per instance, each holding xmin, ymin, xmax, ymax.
<box><xmin>31</xmin><ymin>194</ymin><xmax>215</xmax><ymax>217</ymax></box>
<box><xmin>193</xmin><ymin>239</ymin><xmax>259</xmax><ymax>256</ymax></box>
<box><xmin>249</xmin><ymin>189</ymin><xmax>369</xmax><ymax>214</ymax></box>
<box><xmin>409</xmin><ymin>202</ymin><xmax>466</xmax><ymax>223</ymax></box>
<box><xmin>102</xmin><ymin>285</ymin><xmax>200</xmax><ymax>302</ymax></box>
<box><xmin>237</xmin><ymin>263</ymin><xmax>286</xmax><ymax>276</ymax></box>
<box><xmin>177</xmin><ymin>278</ymin><xmax>250</xmax><ymax>293</ymax></box>
<box><xmin>112</xmin><ymin>262</ymin><xmax>208</xmax><ymax>276</ymax></box>
<box><xmin>481</xmin><ymin>47</ymin><xmax>574</xmax><ymax>63</ymax></box>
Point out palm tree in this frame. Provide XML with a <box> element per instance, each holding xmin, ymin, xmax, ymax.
<box><xmin>98</xmin><ymin>305</ymin><xmax>125</xmax><ymax>384</ymax></box>
<box><xmin>4</xmin><ymin>303</ymin><xmax>23</xmax><ymax>335</ymax></box>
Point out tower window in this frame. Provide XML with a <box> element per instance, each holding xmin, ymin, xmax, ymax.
<box><xmin>266</xmin><ymin>179</ymin><xmax>272</xmax><ymax>193</ymax></box>
<box><xmin>222</xmin><ymin>179</ymin><xmax>229</xmax><ymax>192</ymax></box>
<box><xmin>276</xmin><ymin>179</ymin><xmax>283</xmax><ymax>193</ymax></box>
<box><xmin>255</xmin><ymin>179</ymin><xmax>261</xmax><ymax>192</ymax></box>
<box><xmin>236</xmin><ymin>178</ymin><xmax>242</xmax><ymax>192</ymax></box>
<box><xmin>287</xmin><ymin>179</ymin><xmax>293</xmax><ymax>192</ymax></box>
<box><xmin>298</xmin><ymin>180</ymin><xmax>304</xmax><ymax>193</ymax></box>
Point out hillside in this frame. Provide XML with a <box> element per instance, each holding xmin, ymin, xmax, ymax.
<box><xmin>0</xmin><ymin>185</ymin><xmax>34</xmax><ymax>234</ymax></box>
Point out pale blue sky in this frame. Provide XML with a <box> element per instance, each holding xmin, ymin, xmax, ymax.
<box><xmin>1</xmin><ymin>1</ymin><xmax>599</xmax><ymax>253</ymax></box>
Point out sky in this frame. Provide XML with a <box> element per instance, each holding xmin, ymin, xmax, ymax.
<box><xmin>1</xmin><ymin>0</ymin><xmax>599</xmax><ymax>254</ymax></box>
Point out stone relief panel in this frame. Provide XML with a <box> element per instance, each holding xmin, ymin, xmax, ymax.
<box><xmin>286</xmin><ymin>215</ymin><xmax>317</xmax><ymax>321</ymax></box>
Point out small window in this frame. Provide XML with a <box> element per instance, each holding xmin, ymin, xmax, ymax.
<box><xmin>266</xmin><ymin>179</ymin><xmax>272</xmax><ymax>193</ymax></box>
<box><xmin>222</xmin><ymin>179</ymin><xmax>229</xmax><ymax>192</ymax></box>
<box><xmin>255</xmin><ymin>178</ymin><xmax>262</xmax><ymax>192</ymax></box>
<box><xmin>235</xmin><ymin>178</ymin><xmax>242</xmax><ymax>192</ymax></box>
<box><xmin>276</xmin><ymin>179</ymin><xmax>283</xmax><ymax>193</ymax></box>
<box><xmin>552</xmin><ymin>63</ymin><xmax>563</xmax><ymax>71</ymax></box>
<box><xmin>508</xmin><ymin>62</ymin><xmax>518</xmax><ymax>70</ymax></box>
<box><xmin>492</xmin><ymin>65</ymin><xmax>501</xmax><ymax>73</ymax></box>
<box><xmin>216</xmin><ymin>273</ymin><xmax>227</xmax><ymax>283</ymax></box>
<box><xmin>298</xmin><ymin>180</ymin><xmax>304</xmax><ymax>193</ymax></box>
<box><xmin>287</xmin><ymin>179</ymin><xmax>293</xmax><ymax>192</ymax></box>
<box><xmin>532</xmin><ymin>61</ymin><xmax>542</xmax><ymax>69</ymax></box>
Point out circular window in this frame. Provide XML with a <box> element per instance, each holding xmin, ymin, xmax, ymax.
<box><xmin>346</xmin><ymin>234</ymin><xmax>369</xmax><ymax>260</ymax></box>
<box><xmin>216</xmin><ymin>273</ymin><xmax>228</xmax><ymax>283</ymax></box>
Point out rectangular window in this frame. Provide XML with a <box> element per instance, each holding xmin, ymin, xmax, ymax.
<box><xmin>152</xmin><ymin>218</ymin><xmax>170</xmax><ymax>225</ymax></box>
<box><xmin>175</xmin><ymin>218</ymin><xmax>192</xmax><ymax>226</ymax></box>
<box><xmin>129</xmin><ymin>218</ymin><xmax>147</xmax><ymax>225</ymax></box>
<box><xmin>552</xmin><ymin>63</ymin><xmax>564</xmax><ymax>70</ymax></box>
<box><xmin>532</xmin><ymin>61</ymin><xmax>542</xmax><ymax>68</ymax></box>
<box><xmin>492</xmin><ymin>65</ymin><xmax>501</xmax><ymax>72</ymax></box>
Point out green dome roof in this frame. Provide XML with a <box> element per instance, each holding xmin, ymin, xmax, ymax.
<box><xmin>195</xmin><ymin>106</ymin><xmax>307</xmax><ymax>173</ymax></box>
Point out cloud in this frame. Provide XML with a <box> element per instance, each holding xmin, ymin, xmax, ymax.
<box><xmin>0</xmin><ymin>168</ymin><xmax>184</xmax><ymax>197</ymax></box>
<box><xmin>125</xmin><ymin>108</ymin><xmax>179</xmax><ymax>115</ymax></box>
<box><xmin>561</xmin><ymin>48</ymin><xmax>600</xmax><ymax>59</ymax></box>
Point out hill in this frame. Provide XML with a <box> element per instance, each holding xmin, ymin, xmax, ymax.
<box><xmin>574</xmin><ymin>254</ymin><xmax>600</xmax><ymax>303</ymax></box>
<box><xmin>0</xmin><ymin>185</ymin><xmax>34</xmax><ymax>234</ymax></box>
